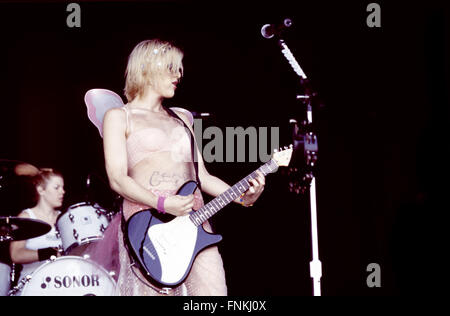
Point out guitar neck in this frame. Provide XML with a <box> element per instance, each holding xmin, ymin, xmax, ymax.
<box><xmin>189</xmin><ymin>159</ymin><xmax>279</xmax><ymax>226</ymax></box>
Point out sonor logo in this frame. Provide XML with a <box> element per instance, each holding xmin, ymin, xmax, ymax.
<box><xmin>41</xmin><ymin>274</ymin><xmax>101</xmax><ymax>289</ymax></box>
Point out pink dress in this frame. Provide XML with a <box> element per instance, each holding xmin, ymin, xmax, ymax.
<box><xmin>86</xmin><ymin>106</ymin><xmax>227</xmax><ymax>296</ymax></box>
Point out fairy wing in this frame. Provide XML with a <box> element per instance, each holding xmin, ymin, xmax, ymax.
<box><xmin>84</xmin><ymin>89</ymin><xmax>125</xmax><ymax>137</ymax></box>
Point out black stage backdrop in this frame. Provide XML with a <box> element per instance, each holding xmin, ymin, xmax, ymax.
<box><xmin>0</xmin><ymin>0</ymin><xmax>448</xmax><ymax>296</ymax></box>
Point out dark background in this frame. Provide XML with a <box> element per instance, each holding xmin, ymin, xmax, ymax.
<box><xmin>0</xmin><ymin>0</ymin><xmax>448</xmax><ymax>296</ymax></box>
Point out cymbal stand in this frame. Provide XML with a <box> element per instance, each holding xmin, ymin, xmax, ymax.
<box><xmin>0</xmin><ymin>217</ymin><xmax>13</xmax><ymax>242</ymax></box>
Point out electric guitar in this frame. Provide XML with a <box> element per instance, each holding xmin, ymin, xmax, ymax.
<box><xmin>125</xmin><ymin>146</ymin><xmax>293</xmax><ymax>288</ymax></box>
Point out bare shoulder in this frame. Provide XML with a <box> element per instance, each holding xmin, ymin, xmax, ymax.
<box><xmin>104</xmin><ymin>107</ymin><xmax>127</xmax><ymax>129</ymax></box>
<box><xmin>104</xmin><ymin>107</ymin><xmax>126</xmax><ymax>121</ymax></box>
<box><xmin>17</xmin><ymin>210</ymin><xmax>31</xmax><ymax>219</ymax></box>
<box><xmin>103</xmin><ymin>107</ymin><xmax>127</xmax><ymax>138</ymax></box>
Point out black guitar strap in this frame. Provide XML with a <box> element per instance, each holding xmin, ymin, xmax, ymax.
<box><xmin>163</xmin><ymin>106</ymin><xmax>202</xmax><ymax>191</ymax></box>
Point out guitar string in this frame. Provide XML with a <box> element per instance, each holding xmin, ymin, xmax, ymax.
<box><xmin>191</xmin><ymin>161</ymin><xmax>274</xmax><ymax>225</ymax></box>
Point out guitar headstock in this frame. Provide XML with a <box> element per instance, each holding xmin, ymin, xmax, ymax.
<box><xmin>272</xmin><ymin>145</ymin><xmax>293</xmax><ymax>167</ymax></box>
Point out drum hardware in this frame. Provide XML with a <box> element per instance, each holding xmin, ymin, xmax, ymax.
<box><xmin>8</xmin><ymin>275</ymin><xmax>32</xmax><ymax>296</ymax></box>
<box><xmin>10</xmin><ymin>263</ymin><xmax>16</xmax><ymax>284</ymax></box>
<box><xmin>93</xmin><ymin>204</ymin><xmax>114</xmax><ymax>222</ymax></box>
<box><xmin>0</xmin><ymin>216</ymin><xmax>14</xmax><ymax>242</ymax></box>
<box><xmin>73</xmin><ymin>229</ymin><xmax>79</xmax><ymax>241</ymax></box>
<box><xmin>95</xmin><ymin>209</ymin><xmax>103</xmax><ymax>219</ymax></box>
<box><xmin>68</xmin><ymin>213</ymin><xmax>75</xmax><ymax>223</ymax></box>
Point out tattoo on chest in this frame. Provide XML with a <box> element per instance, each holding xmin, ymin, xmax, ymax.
<box><xmin>149</xmin><ymin>171</ymin><xmax>190</xmax><ymax>187</ymax></box>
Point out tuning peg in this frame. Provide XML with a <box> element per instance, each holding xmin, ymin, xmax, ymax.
<box><xmin>274</xmin><ymin>148</ymin><xmax>278</xmax><ymax>153</ymax></box>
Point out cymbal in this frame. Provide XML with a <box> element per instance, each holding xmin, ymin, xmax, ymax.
<box><xmin>0</xmin><ymin>159</ymin><xmax>39</xmax><ymax>178</ymax></box>
<box><xmin>0</xmin><ymin>216</ymin><xmax>51</xmax><ymax>242</ymax></box>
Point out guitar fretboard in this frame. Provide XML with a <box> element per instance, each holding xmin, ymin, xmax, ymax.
<box><xmin>189</xmin><ymin>159</ymin><xmax>279</xmax><ymax>226</ymax></box>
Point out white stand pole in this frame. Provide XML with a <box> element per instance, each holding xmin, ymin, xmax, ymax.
<box><xmin>280</xmin><ymin>39</ymin><xmax>323</xmax><ymax>296</ymax></box>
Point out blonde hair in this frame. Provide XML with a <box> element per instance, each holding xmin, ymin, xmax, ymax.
<box><xmin>124</xmin><ymin>39</ymin><xmax>184</xmax><ymax>102</ymax></box>
<box><xmin>32</xmin><ymin>168</ymin><xmax>63</xmax><ymax>189</ymax></box>
<box><xmin>31</xmin><ymin>168</ymin><xmax>63</xmax><ymax>204</ymax></box>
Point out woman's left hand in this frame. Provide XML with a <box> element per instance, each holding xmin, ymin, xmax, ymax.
<box><xmin>241</xmin><ymin>171</ymin><xmax>265</xmax><ymax>206</ymax></box>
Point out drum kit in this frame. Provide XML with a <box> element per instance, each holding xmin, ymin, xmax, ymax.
<box><xmin>0</xmin><ymin>160</ymin><xmax>118</xmax><ymax>296</ymax></box>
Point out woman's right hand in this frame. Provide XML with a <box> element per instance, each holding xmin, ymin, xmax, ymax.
<box><xmin>163</xmin><ymin>194</ymin><xmax>195</xmax><ymax>216</ymax></box>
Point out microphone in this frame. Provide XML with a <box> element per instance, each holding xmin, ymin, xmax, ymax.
<box><xmin>191</xmin><ymin>111</ymin><xmax>212</xmax><ymax>118</ymax></box>
<box><xmin>261</xmin><ymin>18</ymin><xmax>293</xmax><ymax>39</ymax></box>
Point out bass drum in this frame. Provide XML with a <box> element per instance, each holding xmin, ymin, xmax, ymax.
<box><xmin>20</xmin><ymin>256</ymin><xmax>116</xmax><ymax>296</ymax></box>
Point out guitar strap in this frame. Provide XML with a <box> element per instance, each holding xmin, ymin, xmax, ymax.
<box><xmin>163</xmin><ymin>106</ymin><xmax>202</xmax><ymax>190</ymax></box>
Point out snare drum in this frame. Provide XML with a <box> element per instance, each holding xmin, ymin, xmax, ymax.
<box><xmin>57</xmin><ymin>202</ymin><xmax>110</xmax><ymax>254</ymax></box>
<box><xmin>18</xmin><ymin>256</ymin><xmax>116</xmax><ymax>296</ymax></box>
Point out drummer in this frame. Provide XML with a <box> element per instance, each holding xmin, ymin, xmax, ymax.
<box><xmin>9</xmin><ymin>168</ymin><xmax>65</xmax><ymax>282</ymax></box>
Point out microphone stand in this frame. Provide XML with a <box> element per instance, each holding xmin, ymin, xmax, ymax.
<box><xmin>273</xmin><ymin>37</ymin><xmax>322</xmax><ymax>296</ymax></box>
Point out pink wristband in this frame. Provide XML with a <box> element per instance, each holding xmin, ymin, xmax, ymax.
<box><xmin>156</xmin><ymin>196</ymin><xmax>166</xmax><ymax>214</ymax></box>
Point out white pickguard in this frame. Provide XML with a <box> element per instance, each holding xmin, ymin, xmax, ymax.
<box><xmin>147</xmin><ymin>215</ymin><xmax>198</xmax><ymax>284</ymax></box>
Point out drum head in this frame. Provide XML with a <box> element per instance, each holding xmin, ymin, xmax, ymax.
<box><xmin>21</xmin><ymin>256</ymin><xmax>116</xmax><ymax>296</ymax></box>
